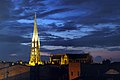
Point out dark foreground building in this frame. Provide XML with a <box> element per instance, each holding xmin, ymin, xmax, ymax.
<box><xmin>30</xmin><ymin>62</ymin><xmax>80</xmax><ymax>80</ymax></box>
<box><xmin>30</xmin><ymin>53</ymin><xmax>120</xmax><ymax>80</ymax></box>
<box><xmin>30</xmin><ymin>65</ymin><xmax>68</xmax><ymax>80</ymax></box>
<box><xmin>30</xmin><ymin>53</ymin><xmax>91</xmax><ymax>80</ymax></box>
<box><xmin>80</xmin><ymin>62</ymin><xmax>120</xmax><ymax>80</ymax></box>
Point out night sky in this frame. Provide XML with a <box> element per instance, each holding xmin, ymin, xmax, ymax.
<box><xmin>0</xmin><ymin>0</ymin><xmax>120</xmax><ymax>62</ymax></box>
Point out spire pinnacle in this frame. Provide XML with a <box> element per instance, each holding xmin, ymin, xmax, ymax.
<box><xmin>34</xmin><ymin>12</ymin><xmax>36</xmax><ymax>20</ymax></box>
<box><xmin>33</xmin><ymin>12</ymin><xmax>38</xmax><ymax>35</ymax></box>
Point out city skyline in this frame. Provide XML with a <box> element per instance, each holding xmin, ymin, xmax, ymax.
<box><xmin>0</xmin><ymin>0</ymin><xmax>120</xmax><ymax>62</ymax></box>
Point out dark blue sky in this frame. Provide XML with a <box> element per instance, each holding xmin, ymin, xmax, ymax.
<box><xmin>0</xmin><ymin>0</ymin><xmax>120</xmax><ymax>62</ymax></box>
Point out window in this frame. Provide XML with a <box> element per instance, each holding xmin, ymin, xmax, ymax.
<box><xmin>78</xmin><ymin>71</ymin><xmax>80</xmax><ymax>76</ymax></box>
<box><xmin>71</xmin><ymin>72</ymin><xmax>73</xmax><ymax>76</ymax></box>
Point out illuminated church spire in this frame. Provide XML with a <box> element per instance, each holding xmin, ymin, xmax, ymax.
<box><xmin>29</xmin><ymin>13</ymin><xmax>42</xmax><ymax>66</ymax></box>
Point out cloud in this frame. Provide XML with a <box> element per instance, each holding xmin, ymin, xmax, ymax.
<box><xmin>53</xmin><ymin>0</ymin><xmax>120</xmax><ymax>25</ymax></box>
<box><xmin>39</xmin><ymin>26</ymin><xmax>120</xmax><ymax>48</ymax></box>
<box><xmin>46</xmin><ymin>21</ymin><xmax>79</xmax><ymax>32</ymax></box>
<box><xmin>78</xmin><ymin>0</ymin><xmax>120</xmax><ymax>24</ymax></box>
<box><xmin>106</xmin><ymin>46</ymin><xmax>120</xmax><ymax>51</ymax></box>
<box><xmin>0</xmin><ymin>34</ymin><xmax>30</xmax><ymax>43</ymax></box>
<box><xmin>57</xmin><ymin>21</ymin><xmax>79</xmax><ymax>31</ymax></box>
<box><xmin>21</xmin><ymin>0</ymin><xmax>45</xmax><ymax>6</ymax></box>
<box><xmin>0</xmin><ymin>42</ymin><xmax>30</xmax><ymax>61</ymax></box>
<box><xmin>38</xmin><ymin>8</ymin><xmax>73</xmax><ymax>17</ymax></box>
<box><xmin>0</xmin><ymin>0</ymin><xmax>120</xmax><ymax>62</ymax></box>
<box><xmin>108</xmin><ymin>48</ymin><xmax>120</xmax><ymax>51</ymax></box>
<box><xmin>41</xmin><ymin>45</ymin><xmax>65</xmax><ymax>50</ymax></box>
<box><xmin>59</xmin><ymin>0</ymin><xmax>87</xmax><ymax>5</ymax></box>
<box><xmin>0</xmin><ymin>0</ymin><xmax>13</xmax><ymax>20</ymax></box>
<box><xmin>40</xmin><ymin>52</ymin><xmax>50</xmax><ymax>56</ymax></box>
<box><xmin>10</xmin><ymin>54</ymin><xmax>17</xmax><ymax>57</ymax></box>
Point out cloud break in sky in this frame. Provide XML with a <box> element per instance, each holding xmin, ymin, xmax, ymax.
<box><xmin>0</xmin><ymin>0</ymin><xmax>120</xmax><ymax>62</ymax></box>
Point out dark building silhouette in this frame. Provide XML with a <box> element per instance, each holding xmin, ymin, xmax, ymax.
<box><xmin>50</xmin><ymin>53</ymin><xmax>93</xmax><ymax>65</ymax></box>
<box><xmin>30</xmin><ymin>65</ymin><xmax>68</xmax><ymax>80</ymax></box>
<box><xmin>80</xmin><ymin>62</ymin><xmax>120</xmax><ymax>80</ymax></box>
<box><xmin>102</xmin><ymin>59</ymin><xmax>111</xmax><ymax>65</ymax></box>
<box><xmin>30</xmin><ymin>62</ymin><xmax>81</xmax><ymax>80</ymax></box>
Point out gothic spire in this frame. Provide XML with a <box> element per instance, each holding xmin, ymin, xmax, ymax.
<box><xmin>29</xmin><ymin>13</ymin><xmax>42</xmax><ymax>66</ymax></box>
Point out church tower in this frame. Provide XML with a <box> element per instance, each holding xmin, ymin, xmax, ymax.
<box><xmin>29</xmin><ymin>13</ymin><xmax>42</xmax><ymax>66</ymax></box>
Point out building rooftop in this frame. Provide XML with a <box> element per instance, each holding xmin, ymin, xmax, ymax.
<box><xmin>51</xmin><ymin>53</ymin><xmax>91</xmax><ymax>59</ymax></box>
